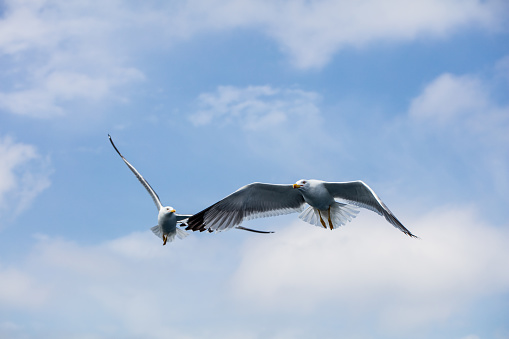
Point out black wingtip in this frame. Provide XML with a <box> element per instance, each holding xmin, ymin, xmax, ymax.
<box><xmin>403</xmin><ymin>228</ymin><xmax>420</xmax><ymax>239</ymax></box>
<box><xmin>236</xmin><ymin>226</ymin><xmax>275</xmax><ymax>234</ymax></box>
<box><xmin>108</xmin><ymin>134</ymin><xmax>124</xmax><ymax>158</ymax></box>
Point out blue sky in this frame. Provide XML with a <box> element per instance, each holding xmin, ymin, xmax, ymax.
<box><xmin>1</xmin><ymin>0</ymin><xmax>509</xmax><ymax>338</ymax></box>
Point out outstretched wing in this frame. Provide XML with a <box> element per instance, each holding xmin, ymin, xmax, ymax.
<box><xmin>324</xmin><ymin>181</ymin><xmax>417</xmax><ymax>238</ymax></box>
<box><xmin>109</xmin><ymin>135</ymin><xmax>163</xmax><ymax>211</ymax></box>
<box><xmin>185</xmin><ymin>183</ymin><xmax>306</xmax><ymax>232</ymax></box>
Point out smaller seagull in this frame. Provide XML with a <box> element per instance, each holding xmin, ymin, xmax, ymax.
<box><xmin>109</xmin><ymin>135</ymin><xmax>272</xmax><ymax>245</ymax></box>
<box><xmin>109</xmin><ymin>135</ymin><xmax>191</xmax><ymax>245</ymax></box>
<box><xmin>185</xmin><ymin>179</ymin><xmax>418</xmax><ymax>238</ymax></box>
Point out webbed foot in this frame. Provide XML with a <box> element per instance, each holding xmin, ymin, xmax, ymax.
<box><xmin>318</xmin><ymin>210</ymin><xmax>327</xmax><ymax>229</ymax></box>
<box><xmin>328</xmin><ymin>206</ymin><xmax>334</xmax><ymax>230</ymax></box>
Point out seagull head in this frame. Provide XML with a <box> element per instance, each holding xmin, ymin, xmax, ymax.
<box><xmin>293</xmin><ymin>179</ymin><xmax>309</xmax><ymax>189</ymax></box>
<box><xmin>162</xmin><ymin>206</ymin><xmax>176</xmax><ymax>214</ymax></box>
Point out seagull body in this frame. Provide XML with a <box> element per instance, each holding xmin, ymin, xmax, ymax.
<box><xmin>299</xmin><ymin>179</ymin><xmax>335</xmax><ymax>210</ymax></box>
<box><xmin>109</xmin><ymin>135</ymin><xmax>190</xmax><ymax>245</ymax></box>
<box><xmin>185</xmin><ymin>179</ymin><xmax>417</xmax><ymax>238</ymax></box>
<box><xmin>153</xmin><ymin>205</ymin><xmax>189</xmax><ymax>245</ymax></box>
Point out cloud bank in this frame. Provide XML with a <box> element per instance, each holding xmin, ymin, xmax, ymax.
<box><xmin>1</xmin><ymin>0</ymin><xmax>507</xmax><ymax>116</ymax></box>
<box><xmin>1</xmin><ymin>207</ymin><xmax>508</xmax><ymax>338</ymax></box>
<box><xmin>232</xmin><ymin>209</ymin><xmax>509</xmax><ymax>332</ymax></box>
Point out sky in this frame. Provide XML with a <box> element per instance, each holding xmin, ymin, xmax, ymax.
<box><xmin>0</xmin><ymin>0</ymin><xmax>509</xmax><ymax>338</ymax></box>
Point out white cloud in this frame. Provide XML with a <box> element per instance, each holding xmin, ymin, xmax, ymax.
<box><xmin>0</xmin><ymin>89</ymin><xmax>65</xmax><ymax>117</ymax></box>
<box><xmin>0</xmin><ymin>0</ymin><xmax>145</xmax><ymax>117</ymax></box>
<box><xmin>0</xmin><ymin>136</ymin><xmax>51</xmax><ymax>226</ymax></box>
<box><xmin>0</xmin><ymin>68</ymin><xmax>144</xmax><ymax>117</ymax></box>
<box><xmin>259</xmin><ymin>0</ymin><xmax>505</xmax><ymax>68</ymax></box>
<box><xmin>1</xmin><ymin>206</ymin><xmax>508</xmax><ymax>338</ymax></box>
<box><xmin>167</xmin><ymin>0</ymin><xmax>507</xmax><ymax>68</ymax></box>
<box><xmin>231</xmin><ymin>207</ymin><xmax>509</xmax><ymax>332</ymax></box>
<box><xmin>0</xmin><ymin>231</ymin><xmax>252</xmax><ymax>338</ymax></box>
<box><xmin>406</xmin><ymin>63</ymin><xmax>509</xmax><ymax>204</ymax></box>
<box><xmin>0</xmin><ymin>0</ymin><xmax>55</xmax><ymax>54</ymax></box>
<box><xmin>1</xmin><ymin>0</ymin><xmax>507</xmax><ymax>117</ymax></box>
<box><xmin>409</xmin><ymin>73</ymin><xmax>490</xmax><ymax>124</ymax></box>
<box><xmin>408</xmin><ymin>71</ymin><xmax>509</xmax><ymax>141</ymax></box>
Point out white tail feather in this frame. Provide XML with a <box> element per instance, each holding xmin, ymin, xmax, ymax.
<box><xmin>151</xmin><ymin>225</ymin><xmax>163</xmax><ymax>239</ymax></box>
<box><xmin>299</xmin><ymin>202</ymin><xmax>359</xmax><ymax>229</ymax></box>
<box><xmin>150</xmin><ymin>225</ymin><xmax>189</xmax><ymax>242</ymax></box>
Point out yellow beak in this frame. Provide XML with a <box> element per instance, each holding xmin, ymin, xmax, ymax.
<box><xmin>293</xmin><ymin>184</ymin><xmax>302</xmax><ymax>189</ymax></box>
<box><xmin>170</xmin><ymin>209</ymin><xmax>176</xmax><ymax>213</ymax></box>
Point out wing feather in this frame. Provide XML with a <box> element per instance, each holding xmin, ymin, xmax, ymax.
<box><xmin>185</xmin><ymin>183</ymin><xmax>306</xmax><ymax>232</ymax></box>
<box><xmin>324</xmin><ymin>181</ymin><xmax>417</xmax><ymax>238</ymax></box>
<box><xmin>109</xmin><ymin>135</ymin><xmax>163</xmax><ymax>211</ymax></box>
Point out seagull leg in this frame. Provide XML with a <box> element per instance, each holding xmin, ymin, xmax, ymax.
<box><xmin>163</xmin><ymin>235</ymin><xmax>167</xmax><ymax>246</ymax></box>
<box><xmin>328</xmin><ymin>205</ymin><xmax>334</xmax><ymax>230</ymax></box>
<box><xmin>318</xmin><ymin>210</ymin><xmax>327</xmax><ymax>229</ymax></box>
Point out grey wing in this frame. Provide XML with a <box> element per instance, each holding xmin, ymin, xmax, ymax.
<box><xmin>185</xmin><ymin>183</ymin><xmax>306</xmax><ymax>232</ymax></box>
<box><xmin>109</xmin><ymin>135</ymin><xmax>163</xmax><ymax>211</ymax></box>
<box><xmin>324</xmin><ymin>181</ymin><xmax>417</xmax><ymax>238</ymax></box>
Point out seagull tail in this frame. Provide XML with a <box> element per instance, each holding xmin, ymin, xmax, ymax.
<box><xmin>150</xmin><ymin>225</ymin><xmax>163</xmax><ymax>239</ymax></box>
<box><xmin>150</xmin><ymin>225</ymin><xmax>189</xmax><ymax>243</ymax></box>
<box><xmin>299</xmin><ymin>206</ymin><xmax>321</xmax><ymax>227</ymax></box>
<box><xmin>298</xmin><ymin>202</ymin><xmax>359</xmax><ymax>229</ymax></box>
<box><xmin>329</xmin><ymin>202</ymin><xmax>359</xmax><ymax>228</ymax></box>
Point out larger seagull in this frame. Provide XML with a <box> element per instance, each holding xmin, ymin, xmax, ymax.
<box><xmin>185</xmin><ymin>179</ymin><xmax>418</xmax><ymax>238</ymax></box>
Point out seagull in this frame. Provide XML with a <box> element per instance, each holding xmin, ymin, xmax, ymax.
<box><xmin>109</xmin><ymin>135</ymin><xmax>191</xmax><ymax>245</ymax></box>
<box><xmin>184</xmin><ymin>179</ymin><xmax>418</xmax><ymax>238</ymax></box>
<box><xmin>108</xmin><ymin>135</ymin><xmax>272</xmax><ymax>245</ymax></box>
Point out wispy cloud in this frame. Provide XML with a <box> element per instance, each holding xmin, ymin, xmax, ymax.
<box><xmin>190</xmin><ymin>85</ymin><xmax>321</xmax><ymax>131</ymax></box>
<box><xmin>189</xmin><ymin>85</ymin><xmax>333</xmax><ymax>171</ymax></box>
<box><xmin>0</xmin><ymin>136</ymin><xmax>51</xmax><ymax>227</ymax></box>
